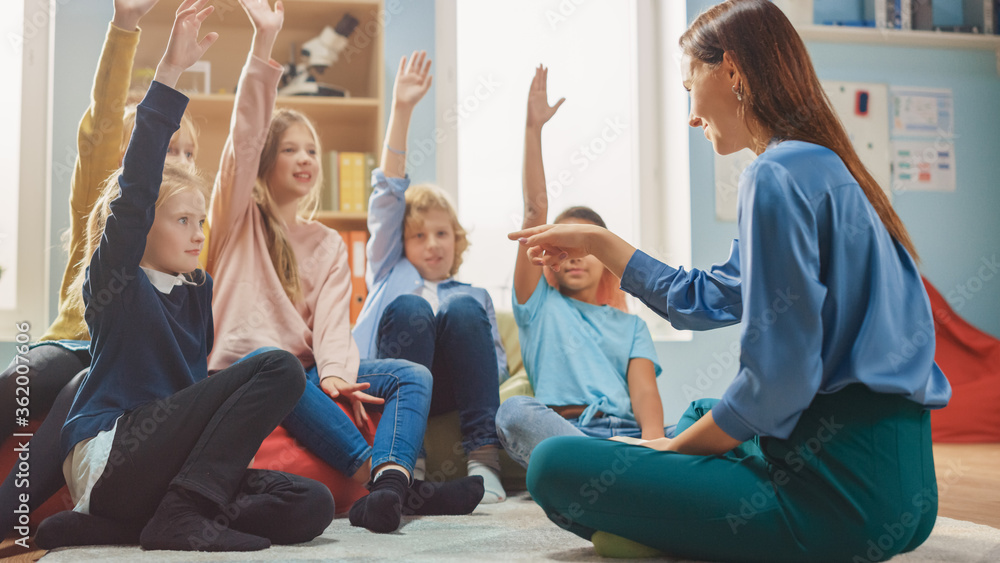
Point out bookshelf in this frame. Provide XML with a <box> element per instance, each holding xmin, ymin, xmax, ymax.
<box><xmin>136</xmin><ymin>0</ymin><xmax>385</xmax><ymax>232</ymax></box>
<box><xmin>797</xmin><ymin>23</ymin><xmax>1000</xmax><ymax>50</ymax></box>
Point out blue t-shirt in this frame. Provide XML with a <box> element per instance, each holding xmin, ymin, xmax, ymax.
<box><xmin>513</xmin><ymin>276</ymin><xmax>662</xmax><ymax>423</ymax></box>
<box><xmin>621</xmin><ymin>140</ymin><xmax>951</xmax><ymax>442</ymax></box>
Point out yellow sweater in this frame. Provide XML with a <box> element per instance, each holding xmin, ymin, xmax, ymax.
<box><xmin>42</xmin><ymin>23</ymin><xmax>139</xmax><ymax>341</ymax></box>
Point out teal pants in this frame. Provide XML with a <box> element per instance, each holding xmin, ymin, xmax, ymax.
<box><xmin>527</xmin><ymin>385</ymin><xmax>937</xmax><ymax>563</ymax></box>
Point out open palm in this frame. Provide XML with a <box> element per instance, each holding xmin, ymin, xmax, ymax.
<box><xmin>526</xmin><ymin>65</ymin><xmax>565</xmax><ymax>128</ymax></box>
<box><xmin>393</xmin><ymin>50</ymin><xmax>433</xmax><ymax>108</ymax></box>
<box><xmin>240</xmin><ymin>0</ymin><xmax>284</xmax><ymax>35</ymax></box>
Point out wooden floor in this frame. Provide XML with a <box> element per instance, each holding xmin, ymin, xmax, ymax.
<box><xmin>932</xmin><ymin>443</ymin><xmax>1000</xmax><ymax>529</ymax></box>
<box><xmin>1</xmin><ymin>443</ymin><xmax>997</xmax><ymax>562</ymax></box>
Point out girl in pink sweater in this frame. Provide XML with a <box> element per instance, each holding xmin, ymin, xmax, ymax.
<box><xmin>206</xmin><ymin>0</ymin><xmax>483</xmax><ymax>534</ymax></box>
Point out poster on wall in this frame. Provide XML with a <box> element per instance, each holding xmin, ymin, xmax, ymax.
<box><xmin>891</xmin><ymin>139</ymin><xmax>957</xmax><ymax>192</ymax></box>
<box><xmin>890</xmin><ymin>87</ymin><xmax>955</xmax><ymax>138</ymax></box>
<box><xmin>890</xmin><ymin>87</ymin><xmax>957</xmax><ymax>192</ymax></box>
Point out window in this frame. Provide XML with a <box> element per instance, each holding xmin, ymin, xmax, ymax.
<box><xmin>436</xmin><ymin>0</ymin><xmax>691</xmax><ymax>340</ymax></box>
<box><xmin>0</xmin><ymin>0</ymin><xmax>51</xmax><ymax>340</ymax></box>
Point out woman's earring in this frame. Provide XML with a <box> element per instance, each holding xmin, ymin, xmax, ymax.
<box><xmin>732</xmin><ymin>84</ymin><xmax>743</xmax><ymax>102</ymax></box>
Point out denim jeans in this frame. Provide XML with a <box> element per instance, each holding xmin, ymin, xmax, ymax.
<box><xmin>496</xmin><ymin>395</ymin><xmax>676</xmax><ymax>467</ymax></box>
<box><xmin>375</xmin><ymin>294</ymin><xmax>501</xmax><ymax>453</ymax></box>
<box><xmin>241</xmin><ymin>348</ymin><xmax>432</xmax><ymax>477</ymax></box>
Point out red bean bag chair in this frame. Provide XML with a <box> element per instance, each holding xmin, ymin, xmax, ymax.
<box><xmin>924</xmin><ymin>278</ymin><xmax>1000</xmax><ymax>442</ymax></box>
<box><xmin>252</xmin><ymin>398</ymin><xmax>378</xmax><ymax>514</ymax></box>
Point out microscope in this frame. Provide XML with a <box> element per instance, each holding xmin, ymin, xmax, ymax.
<box><xmin>279</xmin><ymin>13</ymin><xmax>360</xmax><ymax>97</ymax></box>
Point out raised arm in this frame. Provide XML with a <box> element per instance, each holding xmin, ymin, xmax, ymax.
<box><xmin>205</xmin><ymin>0</ymin><xmax>284</xmax><ymax>274</ymax></box>
<box><xmin>366</xmin><ymin>51</ymin><xmax>432</xmax><ymax>284</ymax></box>
<box><xmin>380</xmin><ymin>51</ymin><xmax>432</xmax><ymax>178</ymax></box>
<box><xmin>45</xmin><ymin>0</ymin><xmax>159</xmax><ymax>341</ymax></box>
<box><xmin>513</xmin><ymin>65</ymin><xmax>565</xmax><ymax>305</ymax></box>
<box><xmin>90</xmin><ymin>0</ymin><xmax>215</xmax><ymax>288</ymax></box>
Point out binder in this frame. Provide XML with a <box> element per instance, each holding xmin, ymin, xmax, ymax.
<box><xmin>320</xmin><ymin>150</ymin><xmax>339</xmax><ymax>211</ymax></box>
<box><xmin>338</xmin><ymin>152</ymin><xmax>366</xmax><ymax>212</ymax></box>
<box><xmin>964</xmin><ymin>0</ymin><xmax>996</xmax><ymax>33</ymax></box>
<box><xmin>348</xmin><ymin>230</ymin><xmax>369</xmax><ymax>323</ymax></box>
<box><xmin>363</xmin><ymin>152</ymin><xmax>377</xmax><ymax>212</ymax></box>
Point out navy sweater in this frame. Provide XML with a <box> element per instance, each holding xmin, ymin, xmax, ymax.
<box><xmin>61</xmin><ymin>81</ymin><xmax>214</xmax><ymax>459</ymax></box>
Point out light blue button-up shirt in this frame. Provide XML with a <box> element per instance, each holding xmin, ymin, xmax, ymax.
<box><xmin>352</xmin><ymin>170</ymin><xmax>508</xmax><ymax>380</ymax></box>
<box><xmin>621</xmin><ymin>140</ymin><xmax>951</xmax><ymax>441</ymax></box>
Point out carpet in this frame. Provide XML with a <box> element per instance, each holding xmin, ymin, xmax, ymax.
<box><xmin>38</xmin><ymin>492</ymin><xmax>1000</xmax><ymax>562</ymax></box>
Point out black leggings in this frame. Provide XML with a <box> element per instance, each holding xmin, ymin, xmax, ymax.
<box><xmin>1</xmin><ymin>367</ymin><xmax>86</xmax><ymax>536</ymax></box>
<box><xmin>80</xmin><ymin>349</ymin><xmax>333</xmax><ymax>544</ymax></box>
<box><xmin>1</xmin><ymin>344</ymin><xmax>88</xmax><ymax>440</ymax></box>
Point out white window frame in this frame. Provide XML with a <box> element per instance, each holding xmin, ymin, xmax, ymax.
<box><xmin>435</xmin><ymin>0</ymin><xmax>692</xmax><ymax>341</ymax></box>
<box><xmin>1</xmin><ymin>0</ymin><xmax>52</xmax><ymax>341</ymax></box>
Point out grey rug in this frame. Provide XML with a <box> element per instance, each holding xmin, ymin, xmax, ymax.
<box><xmin>39</xmin><ymin>493</ymin><xmax>1000</xmax><ymax>562</ymax></box>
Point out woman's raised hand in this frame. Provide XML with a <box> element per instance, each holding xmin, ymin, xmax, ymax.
<box><xmin>526</xmin><ymin>64</ymin><xmax>565</xmax><ymax>129</ymax></box>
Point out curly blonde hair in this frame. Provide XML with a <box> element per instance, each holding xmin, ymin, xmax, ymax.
<box><xmin>404</xmin><ymin>184</ymin><xmax>469</xmax><ymax>277</ymax></box>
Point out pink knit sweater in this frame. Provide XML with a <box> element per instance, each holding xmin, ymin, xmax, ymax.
<box><xmin>206</xmin><ymin>55</ymin><xmax>359</xmax><ymax>383</ymax></box>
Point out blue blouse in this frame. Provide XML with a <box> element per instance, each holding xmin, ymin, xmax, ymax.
<box><xmin>621</xmin><ymin>140</ymin><xmax>951</xmax><ymax>441</ymax></box>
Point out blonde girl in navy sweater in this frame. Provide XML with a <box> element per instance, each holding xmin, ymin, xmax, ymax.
<box><xmin>34</xmin><ymin>0</ymin><xmax>333</xmax><ymax>552</ymax></box>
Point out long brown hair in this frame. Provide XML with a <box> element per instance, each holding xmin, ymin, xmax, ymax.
<box><xmin>254</xmin><ymin>108</ymin><xmax>322</xmax><ymax>302</ymax></box>
<box><xmin>67</xmin><ymin>163</ymin><xmax>211</xmax><ymax>318</ymax></box>
<box><xmin>681</xmin><ymin>0</ymin><xmax>918</xmax><ymax>261</ymax></box>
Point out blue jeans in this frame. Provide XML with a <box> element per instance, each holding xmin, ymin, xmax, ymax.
<box><xmin>376</xmin><ymin>294</ymin><xmax>501</xmax><ymax>453</ymax></box>
<box><xmin>240</xmin><ymin>348</ymin><xmax>432</xmax><ymax>477</ymax></box>
<box><xmin>495</xmin><ymin>395</ymin><xmax>676</xmax><ymax>467</ymax></box>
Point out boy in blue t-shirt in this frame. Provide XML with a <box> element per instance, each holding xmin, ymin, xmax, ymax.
<box><xmin>495</xmin><ymin>66</ymin><xmax>671</xmax><ymax>467</ymax></box>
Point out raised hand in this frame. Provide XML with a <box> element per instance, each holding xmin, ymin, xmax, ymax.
<box><xmin>320</xmin><ymin>377</ymin><xmax>386</xmax><ymax>429</ymax></box>
<box><xmin>241</xmin><ymin>0</ymin><xmax>284</xmax><ymax>33</ymax></box>
<box><xmin>526</xmin><ymin>64</ymin><xmax>565</xmax><ymax>129</ymax></box>
<box><xmin>392</xmin><ymin>50</ymin><xmax>433</xmax><ymax>110</ymax></box>
<box><xmin>113</xmin><ymin>0</ymin><xmax>163</xmax><ymax>31</ymax></box>
<box><xmin>154</xmin><ymin>0</ymin><xmax>219</xmax><ymax>88</ymax></box>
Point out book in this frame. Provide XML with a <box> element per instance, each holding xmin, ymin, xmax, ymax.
<box><xmin>912</xmin><ymin>0</ymin><xmax>934</xmax><ymax>30</ymax></box>
<box><xmin>362</xmin><ymin>152</ymin><xmax>376</xmax><ymax>212</ymax></box>
<box><xmin>319</xmin><ymin>150</ymin><xmax>339</xmax><ymax>211</ymax></box>
<box><xmin>964</xmin><ymin>0</ymin><xmax>996</xmax><ymax>33</ymax></box>
<box><xmin>338</xmin><ymin>152</ymin><xmax>366</xmax><ymax>213</ymax></box>
<box><xmin>872</xmin><ymin>0</ymin><xmax>912</xmax><ymax>28</ymax></box>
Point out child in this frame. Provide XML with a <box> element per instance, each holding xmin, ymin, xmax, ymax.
<box><xmin>33</xmin><ymin>0</ymin><xmax>334</xmax><ymax>552</ymax></box>
<box><xmin>205</xmin><ymin>5</ymin><xmax>483</xmax><ymax>534</ymax></box>
<box><xmin>351</xmin><ymin>51</ymin><xmax>509</xmax><ymax>503</ymax></box>
<box><xmin>0</xmin><ymin>0</ymin><xmax>203</xmax><ymax>536</ymax></box>
<box><xmin>494</xmin><ymin>66</ymin><xmax>669</xmax><ymax>468</ymax></box>
<box><xmin>511</xmin><ymin>2</ymin><xmax>950</xmax><ymax>560</ymax></box>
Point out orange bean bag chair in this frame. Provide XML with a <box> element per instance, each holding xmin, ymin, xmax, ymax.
<box><xmin>924</xmin><ymin>278</ymin><xmax>1000</xmax><ymax>443</ymax></box>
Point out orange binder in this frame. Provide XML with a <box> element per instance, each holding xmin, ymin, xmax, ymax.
<box><xmin>348</xmin><ymin>230</ymin><xmax>368</xmax><ymax>324</ymax></box>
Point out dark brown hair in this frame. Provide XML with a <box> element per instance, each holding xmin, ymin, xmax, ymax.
<box><xmin>550</xmin><ymin>206</ymin><xmax>627</xmax><ymax>311</ymax></box>
<box><xmin>681</xmin><ymin>0</ymin><xmax>918</xmax><ymax>261</ymax></box>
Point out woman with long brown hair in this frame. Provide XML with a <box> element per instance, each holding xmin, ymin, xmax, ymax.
<box><xmin>509</xmin><ymin>1</ymin><xmax>950</xmax><ymax>560</ymax></box>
